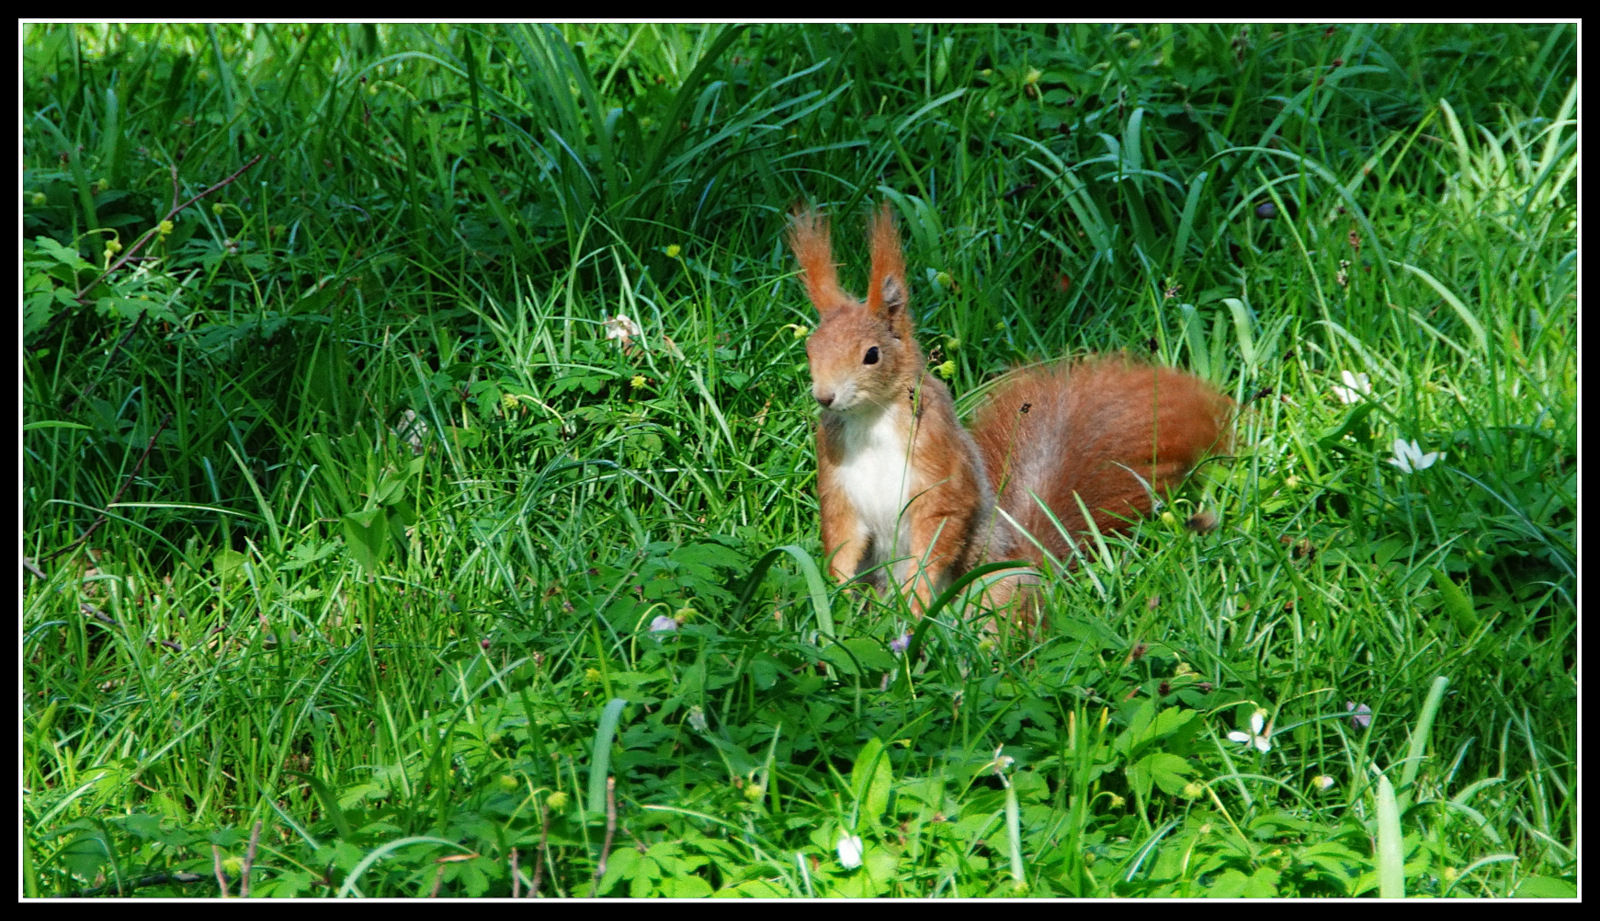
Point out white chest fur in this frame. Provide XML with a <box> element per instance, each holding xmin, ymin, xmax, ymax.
<box><xmin>831</xmin><ymin>404</ymin><xmax>917</xmax><ymax>573</ymax></box>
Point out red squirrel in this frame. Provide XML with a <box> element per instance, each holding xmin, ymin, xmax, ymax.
<box><xmin>787</xmin><ymin>203</ymin><xmax>1233</xmax><ymax>616</ymax></box>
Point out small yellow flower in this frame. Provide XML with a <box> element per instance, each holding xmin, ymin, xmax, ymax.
<box><xmin>1181</xmin><ymin>781</ymin><xmax>1206</xmax><ymax>800</ymax></box>
<box><xmin>1106</xmin><ymin>793</ymin><xmax>1126</xmax><ymax>809</ymax></box>
<box><xmin>1312</xmin><ymin>774</ymin><xmax>1336</xmax><ymax>791</ymax></box>
<box><xmin>584</xmin><ymin>667</ymin><xmax>602</xmax><ymax>683</ymax></box>
<box><xmin>665</xmin><ymin>244</ymin><xmax>681</xmax><ymax>259</ymax></box>
<box><xmin>1024</xmin><ymin>67</ymin><xmax>1042</xmax><ymax>86</ymax></box>
<box><xmin>546</xmin><ymin>791</ymin><xmax>569</xmax><ymax>810</ymax></box>
<box><xmin>157</xmin><ymin>220</ymin><xmax>174</xmax><ymax>237</ymax></box>
<box><xmin>934</xmin><ymin>271</ymin><xmax>953</xmax><ymax>289</ymax></box>
<box><xmin>935</xmin><ymin>360</ymin><xmax>956</xmax><ymax>380</ymax></box>
<box><xmin>630</xmin><ymin>375</ymin><xmax>647</xmax><ymax>389</ymax></box>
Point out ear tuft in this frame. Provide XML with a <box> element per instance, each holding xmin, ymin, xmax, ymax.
<box><xmin>787</xmin><ymin>206</ymin><xmax>847</xmax><ymax>310</ymax></box>
<box><xmin>866</xmin><ymin>203</ymin><xmax>908</xmax><ymax>318</ymax></box>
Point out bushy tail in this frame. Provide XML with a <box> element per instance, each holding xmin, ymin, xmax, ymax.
<box><xmin>971</xmin><ymin>357</ymin><xmax>1233</xmax><ymax>564</ymax></box>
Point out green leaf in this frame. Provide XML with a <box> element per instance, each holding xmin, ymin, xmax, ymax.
<box><xmin>213</xmin><ymin>547</ymin><xmax>249</xmax><ymax>586</ymax></box>
<box><xmin>1317</xmin><ymin>401</ymin><xmax>1379</xmax><ymax>452</ymax></box>
<box><xmin>342</xmin><ymin>508</ymin><xmax>388</xmax><ymax>573</ymax></box>
<box><xmin>56</xmin><ymin>829</ymin><xmax>113</xmax><ymax>883</ymax></box>
<box><xmin>1514</xmin><ymin>875</ymin><xmax>1577</xmax><ymax>898</ymax></box>
<box><xmin>849</xmin><ymin>737</ymin><xmax>893</xmax><ymax>823</ymax></box>
<box><xmin>1375</xmin><ymin>773</ymin><xmax>1405</xmax><ymax>898</ymax></box>
<box><xmin>1132</xmin><ymin>751</ymin><xmax>1196</xmax><ymax>797</ymax></box>
<box><xmin>284</xmin><ymin>771</ymin><xmax>354</xmax><ymax>840</ymax></box>
<box><xmin>1431</xmin><ymin>567</ymin><xmax>1478</xmax><ymax>632</ymax></box>
<box><xmin>121</xmin><ymin>813</ymin><xmax>199</xmax><ymax>848</ymax></box>
<box><xmin>587</xmin><ymin>698</ymin><xmax>628</xmax><ymax>817</ymax></box>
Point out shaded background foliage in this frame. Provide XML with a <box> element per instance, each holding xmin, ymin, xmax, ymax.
<box><xmin>23</xmin><ymin>23</ymin><xmax>1574</xmax><ymax>555</ymax></box>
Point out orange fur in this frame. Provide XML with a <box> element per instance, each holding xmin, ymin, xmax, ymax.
<box><xmin>788</xmin><ymin>204</ymin><xmax>1233</xmax><ymax>619</ymax></box>
<box><xmin>971</xmin><ymin>358</ymin><xmax>1233</xmax><ymax>566</ymax></box>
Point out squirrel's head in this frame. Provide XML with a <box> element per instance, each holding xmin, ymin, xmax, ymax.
<box><xmin>788</xmin><ymin>203</ymin><xmax>920</xmax><ymax>412</ymax></box>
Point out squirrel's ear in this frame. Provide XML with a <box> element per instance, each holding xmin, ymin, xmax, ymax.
<box><xmin>866</xmin><ymin>203</ymin><xmax>907</xmax><ymax>318</ymax></box>
<box><xmin>788</xmin><ymin>207</ymin><xmax>846</xmax><ymax>311</ymax></box>
<box><xmin>877</xmin><ymin>274</ymin><xmax>907</xmax><ymax>315</ymax></box>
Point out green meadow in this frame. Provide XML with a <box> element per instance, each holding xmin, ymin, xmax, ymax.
<box><xmin>22</xmin><ymin>23</ymin><xmax>1575</xmax><ymax>897</ymax></box>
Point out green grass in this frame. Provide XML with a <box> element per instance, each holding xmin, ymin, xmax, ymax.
<box><xmin>23</xmin><ymin>23</ymin><xmax>1575</xmax><ymax>898</ymax></box>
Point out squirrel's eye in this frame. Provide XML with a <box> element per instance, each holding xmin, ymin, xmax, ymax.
<box><xmin>863</xmin><ymin>346</ymin><xmax>880</xmax><ymax>365</ymax></box>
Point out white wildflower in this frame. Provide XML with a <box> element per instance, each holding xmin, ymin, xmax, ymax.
<box><xmin>837</xmin><ymin>834</ymin><xmax>864</xmax><ymax>869</ymax></box>
<box><xmin>1227</xmin><ymin>707</ymin><xmax>1273</xmax><ymax>753</ymax></box>
<box><xmin>1389</xmin><ymin>438</ymin><xmax>1442</xmax><ymax>474</ymax></box>
<box><xmin>604</xmin><ymin>313</ymin><xmax>642</xmax><ymax>349</ymax></box>
<box><xmin>1331</xmin><ymin>370</ymin><xmax>1371</xmax><ymax>404</ymax></box>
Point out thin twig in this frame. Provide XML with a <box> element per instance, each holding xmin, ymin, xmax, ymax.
<box><xmin>79</xmin><ymin>602</ymin><xmax>119</xmax><ymax>628</ymax></box>
<box><xmin>212</xmin><ymin>845</ymin><xmax>230</xmax><ymax>898</ymax></box>
<box><xmin>510</xmin><ymin>847</ymin><xmax>520</xmax><ymax>899</ymax></box>
<box><xmin>46</xmin><ymin>411</ymin><xmax>172</xmax><ymax>562</ymax></box>
<box><xmin>60</xmin><ymin>871</ymin><xmax>205</xmax><ymax>898</ymax></box>
<box><xmin>75</xmin><ymin>601</ymin><xmax>183</xmax><ymax>652</ymax></box>
<box><xmin>239</xmin><ymin>820</ymin><xmax>262</xmax><ymax>898</ymax></box>
<box><xmin>73</xmin><ymin>154</ymin><xmax>265</xmax><ymax>303</ymax></box>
